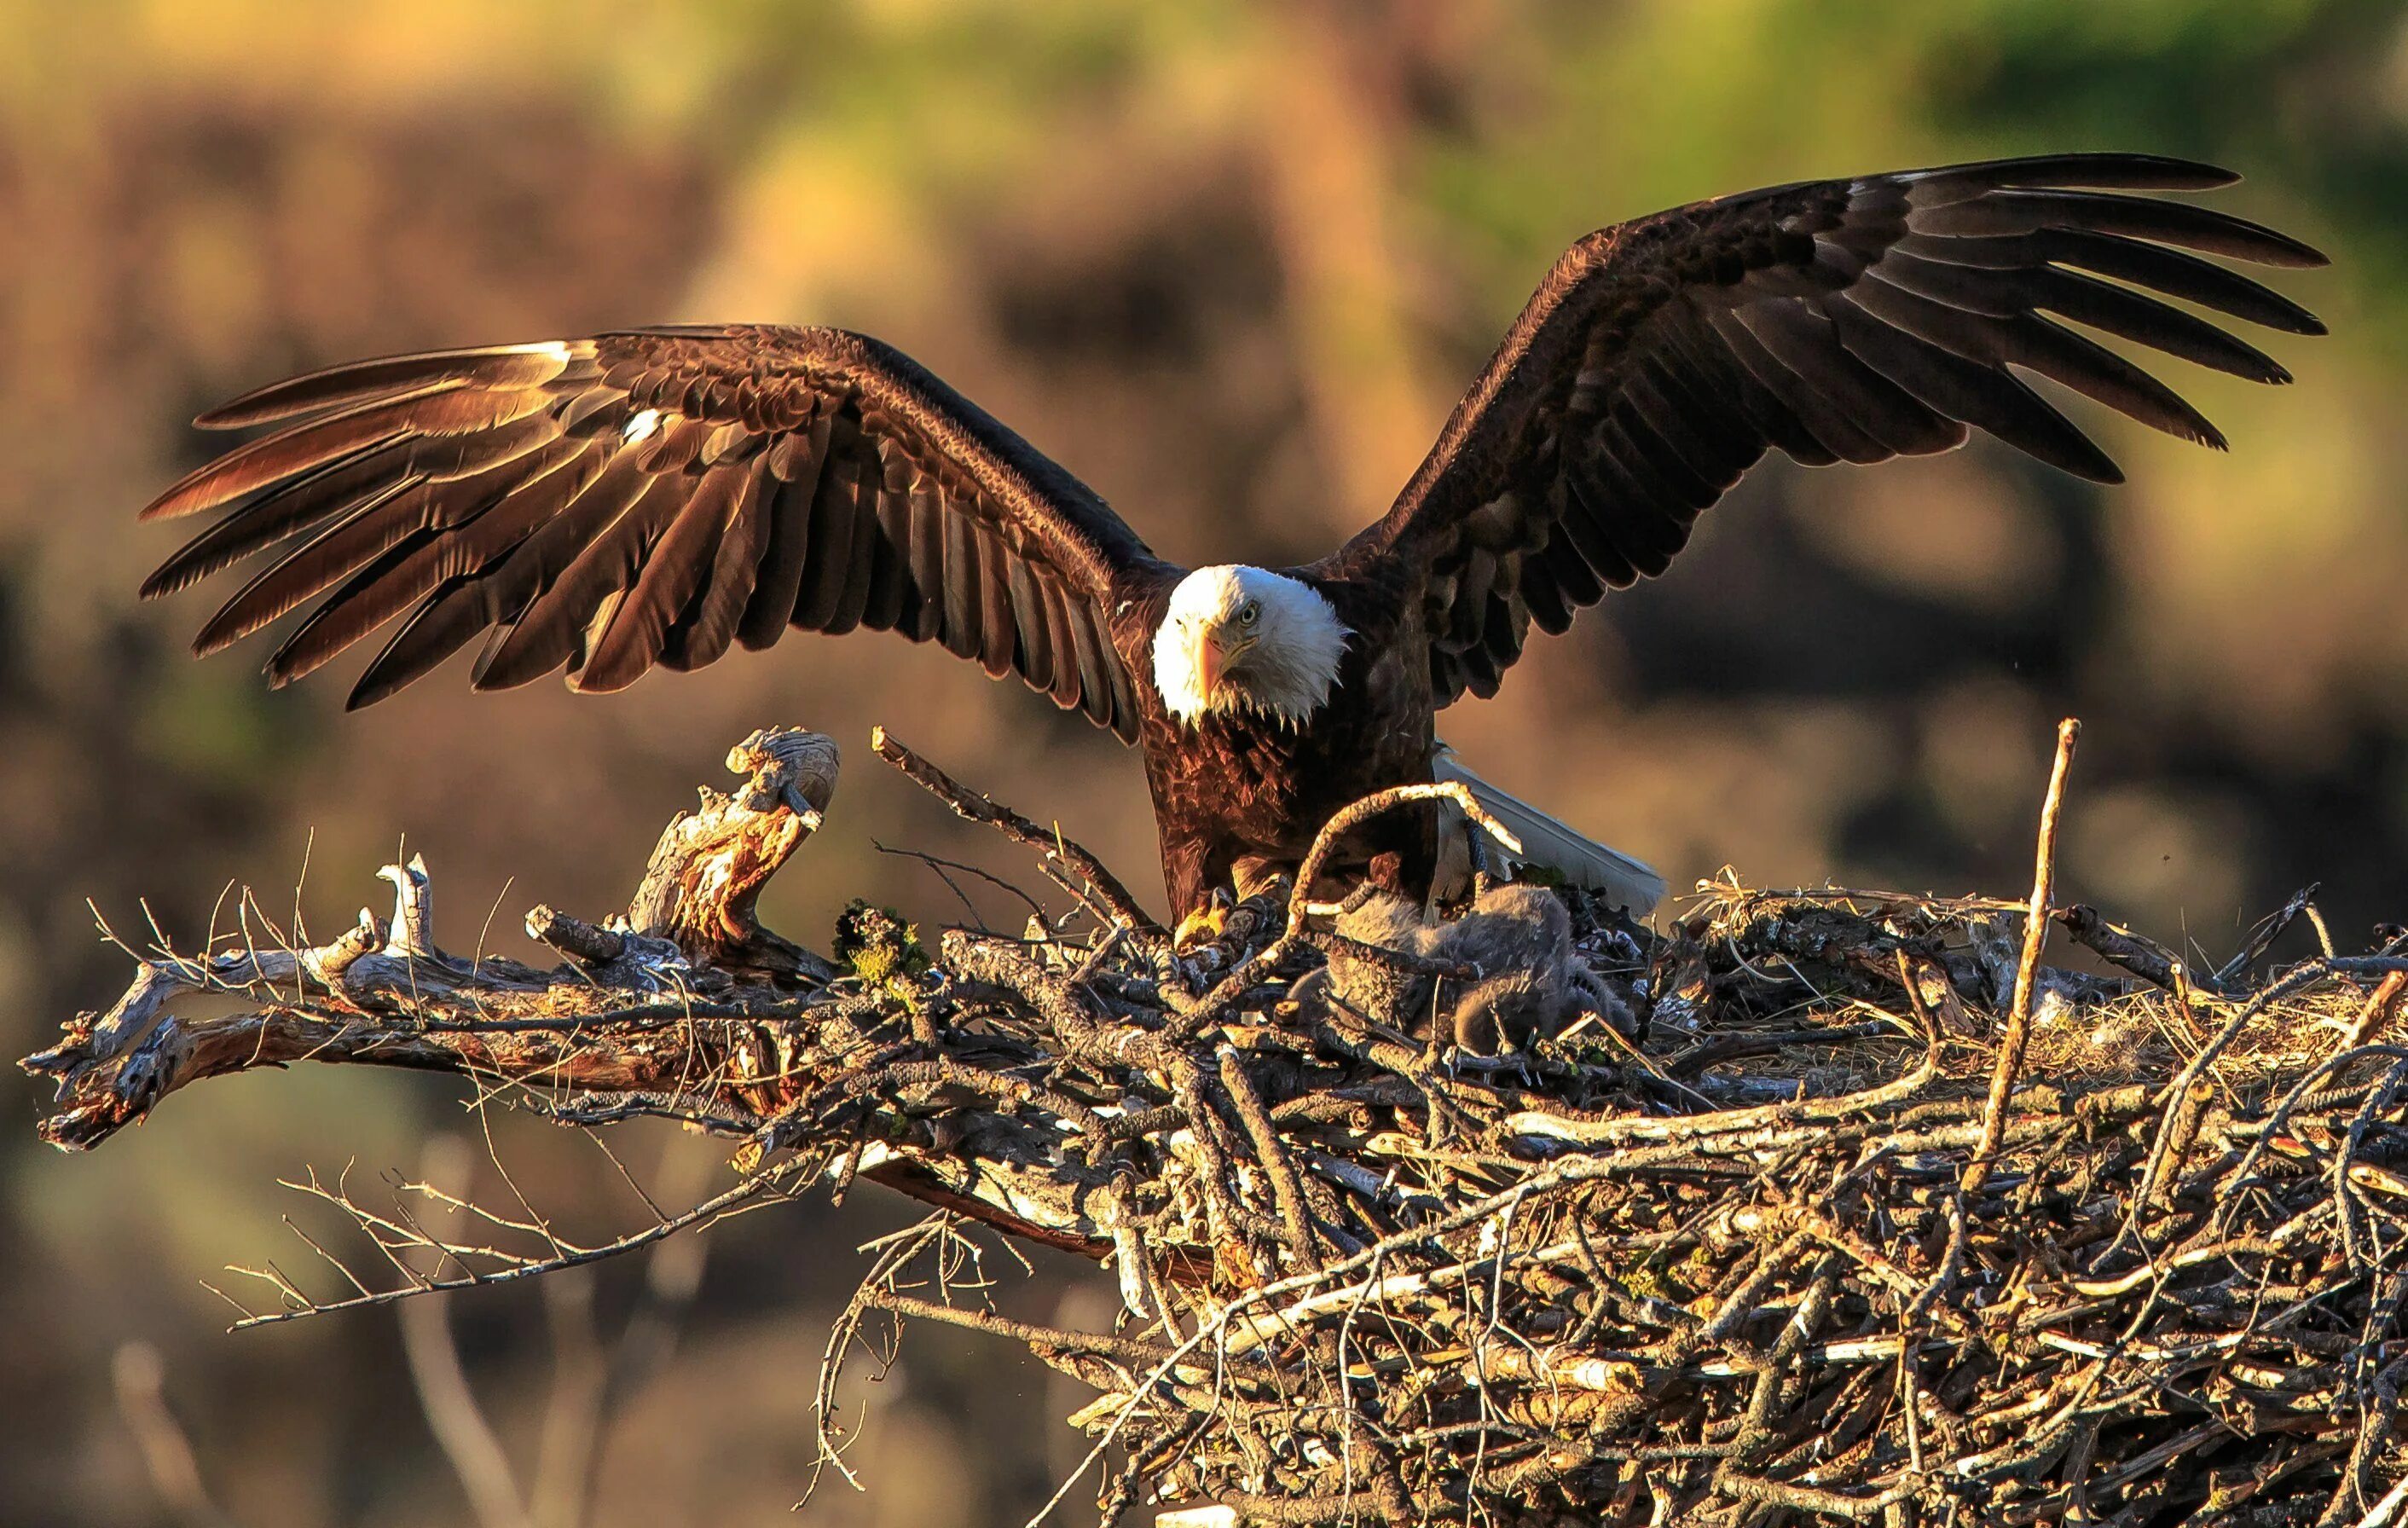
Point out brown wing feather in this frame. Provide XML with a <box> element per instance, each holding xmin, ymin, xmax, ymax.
<box><xmin>1310</xmin><ymin>153</ymin><xmax>2326</xmax><ymax>706</ymax></box>
<box><xmin>141</xmin><ymin>326</ymin><xmax>1166</xmax><ymax>739</ymax></box>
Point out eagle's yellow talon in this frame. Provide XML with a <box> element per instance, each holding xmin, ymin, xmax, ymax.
<box><xmin>1174</xmin><ymin>892</ymin><xmax>1235</xmax><ymax>952</ymax></box>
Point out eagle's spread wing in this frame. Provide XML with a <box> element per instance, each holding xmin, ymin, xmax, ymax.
<box><xmin>1309</xmin><ymin>153</ymin><xmax>2326</xmax><ymax>706</ymax></box>
<box><xmin>142</xmin><ymin>326</ymin><xmax>1159</xmax><ymax>738</ymax></box>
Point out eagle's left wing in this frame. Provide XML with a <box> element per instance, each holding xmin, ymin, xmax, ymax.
<box><xmin>1306</xmin><ymin>153</ymin><xmax>2326</xmax><ymax>705</ymax></box>
<box><xmin>136</xmin><ymin>326</ymin><xmax>1164</xmax><ymax>736</ymax></box>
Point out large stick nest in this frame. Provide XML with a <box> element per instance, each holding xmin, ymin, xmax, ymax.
<box><xmin>22</xmin><ymin>725</ymin><xmax>2408</xmax><ymax>1526</ymax></box>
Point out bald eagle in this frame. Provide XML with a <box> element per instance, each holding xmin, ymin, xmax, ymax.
<box><xmin>136</xmin><ymin>153</ymin><xmax>2323</xmax><ymax>929</ymax></box>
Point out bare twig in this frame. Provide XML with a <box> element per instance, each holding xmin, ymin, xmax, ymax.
<box><xmin>871</xmin><ymin>726</ymin><xmax>1159</xmax><ymax>935</ymax></box>
<box><xmin>1963</xmin><ymin>716</ymin><xmax>2079</xmax><ymax>1193</ymax></box>
<box><xmin>2352</xmin><ymin>970</ymin><xmax>2408</xmax><ymax>1048</ymax></box>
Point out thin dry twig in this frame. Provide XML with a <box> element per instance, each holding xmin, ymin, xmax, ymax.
<box><xmin>1963</xmin><ymin>716</ymin><xmax>2078</xmax><ymax>1193</ymax></box>
<box><xmin>871</xmin><ymin>725</ymin><xmax>1159</xmax><ymax>935</ymax></box>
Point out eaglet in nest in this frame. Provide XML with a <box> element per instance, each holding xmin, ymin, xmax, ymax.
<box><xmin>1306</xmin><ymin>883</ymin><xmax>1624</xmax><ymax>1055</ymax></box>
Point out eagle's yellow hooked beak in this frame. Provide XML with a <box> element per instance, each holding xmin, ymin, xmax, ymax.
<box><xmin>1197</xmin><ymin>623</ymin><xmax>1252</xmax><ymax>703</ymax></box>
<box><xmin>1195</xmin><ymin>631</ymin><xmax>1225</xmax><ymax>700</ymax></box>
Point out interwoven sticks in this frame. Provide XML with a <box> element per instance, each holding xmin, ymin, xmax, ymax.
<box><xmin>24</xmin><ymin>722</ymin><xmax>2408</xmax><ymax>1525</ymax></box>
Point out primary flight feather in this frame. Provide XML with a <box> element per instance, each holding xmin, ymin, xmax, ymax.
<box><xmin>136</xmin><ymin>153</ymin><xmax>2326</xmax><ymax>922</ymax></box>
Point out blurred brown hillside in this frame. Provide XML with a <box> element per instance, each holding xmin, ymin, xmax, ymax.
<box><xmin>3</xmin><ymin>2</ymin><xmax>2405</xmax><ymax>1524</ymax></box>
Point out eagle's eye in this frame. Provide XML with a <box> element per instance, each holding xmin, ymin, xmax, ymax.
<box><xmin>1237</xmin><ymin>600</ymin><xmax>1260</xmax><ymax>627</ymax></box>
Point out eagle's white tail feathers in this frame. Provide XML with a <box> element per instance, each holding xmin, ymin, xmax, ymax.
<box><xmin>1430</xmin><ymin>744</ymin><xmax>1666</xmax><ymax>917</ymax></box>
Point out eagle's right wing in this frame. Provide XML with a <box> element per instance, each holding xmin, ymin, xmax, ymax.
<box><xmin>1309</xmin><ymin>153</ymin><xmax>2326</xmax><ymax>708</ymax></box>
<box><xmin>141</xmin><ymin>326</ymin><xmax>1164</xmax><ymax>738</ymax></box>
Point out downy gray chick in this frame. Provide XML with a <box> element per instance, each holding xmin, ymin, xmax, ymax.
<box><xmin>1321</xmin><ymin>883</ymin><xmax>1611</xmax><ymax>1055</ymax></box>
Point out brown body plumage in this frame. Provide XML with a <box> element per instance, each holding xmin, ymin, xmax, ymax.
<box><xmin>1115</xmin><ymin>568</ymin><xmax>1436</xmax><ymax>914</ymax></box>
<box><xmin>135</xmin><ymin>154</ymin><xmax>2325</xmax><ymax>917</ymax></box>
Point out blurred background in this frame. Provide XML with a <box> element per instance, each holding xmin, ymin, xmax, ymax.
<box><xmin>3</xmin><ymin>0</ymin><xmax>2404</xmax><ymax>1522</ymax></box>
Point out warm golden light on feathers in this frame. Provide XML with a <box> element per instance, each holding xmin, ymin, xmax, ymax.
<box><xmin>133</xmin><ymin>155</ymin><xmax>2324</xmax><ymax>915</ymax></box>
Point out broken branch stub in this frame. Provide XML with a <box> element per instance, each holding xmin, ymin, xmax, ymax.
<box><xmin>624</xmin><ymin>726</ymin><xmax>842</xmax><ymax>986</ymax></box>
<box><xmin>25</xmin><ymin>726</ymin><xmax>844</xmax><ymax>1153</ymax></box>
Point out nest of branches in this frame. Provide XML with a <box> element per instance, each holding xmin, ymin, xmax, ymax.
<box><xmin>24</xmin><ymin>721</ymin><xmax>2408</xmax><ymax>1526</ymax></box>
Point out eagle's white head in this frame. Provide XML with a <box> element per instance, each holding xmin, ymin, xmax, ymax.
<box><xmin>1153</xmin><ymin>565</ymin><xmax>1348</xmax><ymax>727</ymax></box>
